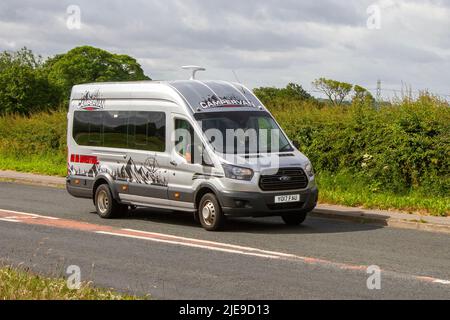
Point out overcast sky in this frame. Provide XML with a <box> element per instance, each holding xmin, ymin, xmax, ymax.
<box><xmin>0</xmin><ymin>0</ymin><xmax>449</xmax><ymax>98</ymax></box>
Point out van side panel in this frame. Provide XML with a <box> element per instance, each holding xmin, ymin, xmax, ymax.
<box><xmin>67</xmin><ymin>97</ymin><xmax>184</xmax><ymax>209</ymax></box>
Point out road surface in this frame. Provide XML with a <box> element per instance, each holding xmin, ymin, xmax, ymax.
<box><xmin>0</xmin><ymin>181</ymin><xmax>449</xmax><ymax>299</ymax></box>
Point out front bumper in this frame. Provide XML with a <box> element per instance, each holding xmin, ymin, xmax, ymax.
<box><xmin>218</xmin><ymin>186</ymin><xmax>318</xmax><ymax>217</ymax></box>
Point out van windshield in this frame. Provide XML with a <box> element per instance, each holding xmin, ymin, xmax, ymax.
<box><xmin>194</xmin><ymin>111</ymin><xmax>293</xmax><ymax>154</ymax></box>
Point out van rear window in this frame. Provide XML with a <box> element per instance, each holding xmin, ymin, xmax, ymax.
<box><xmin>72</xmin><ymin>111</ymin><xmax>165</xmax><ymax>152</ymax></box>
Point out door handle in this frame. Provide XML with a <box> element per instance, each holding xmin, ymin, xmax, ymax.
<box><xmin>170</xmin><ymin>160</ymin><xmax>178</xmax><ymax>166</ymax></box>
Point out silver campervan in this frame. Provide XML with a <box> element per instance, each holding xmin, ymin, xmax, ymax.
<box><xmin>66</xmin><ymin>68</ymin><xmax>318</xmax><ymax>231</ymax></box>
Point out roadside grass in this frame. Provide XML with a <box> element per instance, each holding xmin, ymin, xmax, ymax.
<box><xmin>0</xmin><ymin>154</ymin><xmax>66</xmax><ymax>176</ymax></box>
<box><xmin>317</xmin><ymin>172</ymin><xmax>449</xmax><ymax>217</ymax></box>
<box><xmin>0</xmin><ymin>266</ymin><xmax>143</xmax><ymax>300</ymax></box>
<box><xmin>0</xmin><ymin>110</ymin><xmax>67</xmax><ymax>176</ymax></box>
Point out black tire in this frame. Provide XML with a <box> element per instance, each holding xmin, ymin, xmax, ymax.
<box><xmin>281</xmin><ymin>212</ymin><xmax>308</xmax><ymax>226</ymax></box>
<box><xmin>94</xmin><ymin>184</ymin><xmax>127</xmax><ymax>218</ymax></box>
<box><xmin>198</xmin><ymin>193</ymin><xmax>225</xmax><ymax>231</ymax></box>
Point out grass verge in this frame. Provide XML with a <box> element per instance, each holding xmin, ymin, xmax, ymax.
<box><xmin>317</xmin><ymin>172</ymin><xmax>449</xmax><ymax>217</ymax></box>
<box><xmin>0</xmin><ymin>266</ymin><xmax>143</xmax><ymax>300</ymax></box>
<box><xmin>0</xmin><ymin>154</ymin><xmax>66</xmax><ymax>177</ymax></box>
<box><xmin>0</xmin><ymin>159</ymin><xmax>447</xmax><ymax>216</ymax></box>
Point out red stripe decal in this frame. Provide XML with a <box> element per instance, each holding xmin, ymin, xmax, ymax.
<box><xmin>70</xmin><ymin>154</ymin><xmax>98</xmax><ymax>164</ymax></box>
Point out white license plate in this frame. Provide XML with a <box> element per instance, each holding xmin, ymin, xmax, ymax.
<box><xmin>274</xmin><ymin>194</ymin><xmax>300</xmax><ymax>203</ymax></box>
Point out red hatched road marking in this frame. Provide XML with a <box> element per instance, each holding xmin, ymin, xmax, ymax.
<box><xmin>0</xmin><ymin>208</ymin><xmax>449</xmax><ymax>286</ymax></box>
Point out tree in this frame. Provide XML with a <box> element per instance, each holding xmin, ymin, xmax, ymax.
<box><xmin>312</xmin><ymin>78</ymin><xmax>353</xmax><ymax>106</ymax></box>
<box><xmin>0</xmin><ymin>48</ymin><xmax>59</xmax><ymax>115</ymax></box>
<box><xmin>45</xmin><ymin>46</ymin><xmax>150</xmax><ymax>100</ymax></box>
<box><xmin>352</xmin><ymin>85</ymin><xmax>375</xmax><ymax>105</ymax></box>
<box><xmin>253</xmin><ymin>86</ymin><xmax>280</xmax><ymax>104</ymax></box>
<box><xmin>0</xmin><ymin>46</ymin><xmax>151</xmax><ymax>115</ymax></box>
<box><xmin>284</xmin><ymin>83</ymin><xmax>313</xmax><ymax>101</ymax></box>
<box><xmin>0</xmin><ymin>47</ymin><xmax>42</xmax><ymax>70</ymax></box>
<box><xmin>253</xmin><ymin>83</ymin><xmax>313</xmax><ymax>105</ymax></box>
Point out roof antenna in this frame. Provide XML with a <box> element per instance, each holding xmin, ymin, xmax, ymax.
<box><xmin>182</xmin><ymin>65</ymin><xmax>206</xmax><ymax>80</ymax></box>
<box><xmin>232</xmin><ymin>69</ymin><xmax>241</xmax><ymax>84</ymax></box>
<box><xmin>232</xmin><ymin>69</ymin><xmax>246</xmax><ymax>94</ymax></box>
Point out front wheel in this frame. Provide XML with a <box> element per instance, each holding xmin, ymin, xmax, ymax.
<box><xmin>281</xmin><ymin>212</ymin><xmax>308</xmax><ymax>226</ymax></box>
<box><xmin>198</xmin><ymin>193</ymin><xmax>225</xmax><ymax>231</ymax></box>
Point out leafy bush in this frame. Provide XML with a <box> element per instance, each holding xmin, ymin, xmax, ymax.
<box><xmin>0</xmin><ymin>91</ymin><xmax>448</xmax><ymax>215</ymax></box>
<box><xmin>268</xmin><ymin>93</ymin><xmax>450</xmax><ymax>198</ymax></box>
<box><xmin>0</xmin><ymin>48</ymin><xmax>60</xmax><ymax>115</ymax></box>
<box><xmin>0</xmin><ymin>110</ymin><xmax>67</xmax><ymax>175</ymax></box>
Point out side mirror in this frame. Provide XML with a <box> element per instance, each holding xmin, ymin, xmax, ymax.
<box><xmin>292</xmin><ymin>140</ymin><xmax>300</xmax><ymax>149</ymax></box>
<box><xmin>202</xmin><ymin>150</ymin><xmax>214</xmax><ymax>167</ymax></box>
<box><xmin>194</xmin><ymin>144</ymin><xmax>214</xmax><ymax>166</ymax></box>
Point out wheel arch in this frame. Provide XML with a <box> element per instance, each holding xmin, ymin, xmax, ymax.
<box><xmin>194</xmin><ymin>183</ymin><xmax>222</xmax><ymax>210</ymax></box>
<box><xmin>92</xmin><ymin>173</ymin><xmax>119</xmax><ymax>203</ymax></box>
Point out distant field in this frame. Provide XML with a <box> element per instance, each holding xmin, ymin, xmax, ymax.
<box><xmin>0</xmin><ymin>95</ymin><xmax>448</xmax><ymax>216</ymax></box>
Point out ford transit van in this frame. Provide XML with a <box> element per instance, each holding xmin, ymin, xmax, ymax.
<box><xmin>66</xmin><ymin>71</ymin><xmax>318</xmax><ymax>231</ymax></box>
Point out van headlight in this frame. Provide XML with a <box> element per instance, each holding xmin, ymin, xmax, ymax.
<box><xmin>305</xmin><ymin>162</ymin><xmax>314</xmax><ymax>177</ymax></box>
<box><xmin>222</xmin><ymin>164</ymin><xmax>254</xmax><ymax>181</ymax></box>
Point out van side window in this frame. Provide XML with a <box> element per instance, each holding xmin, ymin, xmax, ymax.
<box><xmin>73</xmin><ymin>111</ymin><xmax>90</xmax><ymax>146</ymax></box>
<box><xmin>131</xmin><ymin>112</ymin><xmax>149</xmax><ymax>146</ymax></box>
<box><xmin>89</xmin><ymin>112</ymin><xmax>103</xmax><ymax>146</ymax></box>
<box><xmin>175</xmin><ymin>119</ymin><xmax>194</xmax><ymax>163</ymax></box>
<box><xmin>129</xmin><ymin>112</ymin><xmax>165</xmax><ymax>151</ymax></box>
<box><xmin>73</xmin><ymin>110</ymin><xmax>166</xmax><ymax>152</ymax></box>
<box><xmin>73</xmin><ymin>111</ymin><xmax>102</xmax><ymax>147</ymax></box>
<box><xmin>103</xmin><ymin>111</ymin><xmax>129</xmax><ymax>148</ymax></box>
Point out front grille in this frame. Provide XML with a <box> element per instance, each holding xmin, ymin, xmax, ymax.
<box><xmin>259</xmin><ymin>167</ymin><xmax>308</xmax><ymax>191</ymax></box>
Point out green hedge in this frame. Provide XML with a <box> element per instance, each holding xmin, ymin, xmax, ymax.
<box><xmin>270</xmin><ymin>95</ymin><xmax>449</xmax><ymax>197</ymax></box>
<box><xmin>0</xmin><ymin>110</ymin><xmax>67</xmax><ymax>175</ymax></box>
<box><xmin>0</xmin><ymin>94</ymin><xmax>448</xmax><ymax>215</ymax></box>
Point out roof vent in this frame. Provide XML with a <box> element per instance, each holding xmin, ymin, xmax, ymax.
<box><xmin>182</xmin><ymin>65</ymin><xmax>206</xmax><ymax>80</ymax></box>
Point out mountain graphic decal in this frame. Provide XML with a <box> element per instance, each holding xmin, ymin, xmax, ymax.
<box><xmin>68</xmin><ymin>156</ymin><xmax>167</xmax><ymax>187</ymax></box>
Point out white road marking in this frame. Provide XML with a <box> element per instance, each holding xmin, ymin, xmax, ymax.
<box><xmin>0</xmin><ymin>209</ymin><xmax>59</xmax><ymax>220</ymax></box>
<box><xmin>121</xmin><ymin>228</ymin><xmax>297</xmax><ymax>258</ymax></box>
<box><xmin>433</xmin><ymin>279</ymin><xmax>450</xmax><ymax>285</ymax></box>
<box><xmin>96</xmin><ymin>231</ymin><xmax>282</xmax><ymax>260</ymax></box>
<box><xmin>0</xmin><ymin>218</ymin><xmax>20</xmax><ymax>223</ymax></box>
<box><xmin>5</xmin><ymin>216</ymin><xmax>37</xmax><ymax>220</ymax></box>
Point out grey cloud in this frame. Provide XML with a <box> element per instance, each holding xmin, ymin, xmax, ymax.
<box><xmin>0</xmin><ymin>0</ymin><xmax>449</xmax><ymax>96</ymax></box>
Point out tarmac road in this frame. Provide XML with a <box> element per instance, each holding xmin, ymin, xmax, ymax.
<box><xmin>0</xmin><ymin>181</ymin><xmax>449</xmax><ymax>299</ymax></box>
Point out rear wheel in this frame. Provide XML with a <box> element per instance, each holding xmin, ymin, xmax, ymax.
<box><xmin>94</xmin><ymin>184</ymin><xmax>127</xmax><ymax>218</ymax></box>
<box><xmin>281</xmin><ymin>212</ymin><xmax>307</xmax><ymax>226</ymax></box>
<box><xmin>198</xmin><ymin>193</ymin><xmax>225</xmax><ymax>231</ymax></box>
